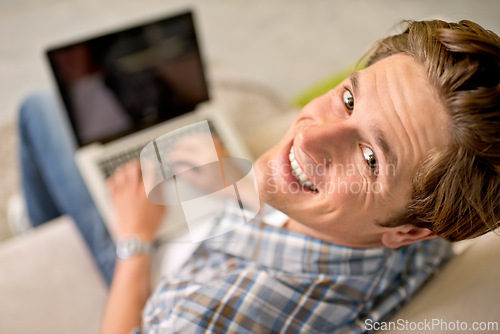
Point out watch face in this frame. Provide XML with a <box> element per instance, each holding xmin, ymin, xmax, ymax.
<box><xmin>117</xmin><ymin>238</ymin><xmax>140</xmax><ymax>259</ymax></box>
<box><xmin>117</xmin><ymin>238</ymin><xmax>153</xmax><ymax>259</ymax></box>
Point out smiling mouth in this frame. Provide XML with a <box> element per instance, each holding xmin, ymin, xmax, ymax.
<box><xmin>288</xmin><ymin>146</ymin><xmax>318</xmax><ymax>192</ymax></box>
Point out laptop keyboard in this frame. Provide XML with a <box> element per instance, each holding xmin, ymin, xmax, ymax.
<box><xmin>97</xmin><ymin>144</ymin><xmax>146</xmax><ymax>179</ymax></box>
<box><xmin>97</xmin><ymin>120</ymin><xmax>218</xmax><ymax>179</ymax></box>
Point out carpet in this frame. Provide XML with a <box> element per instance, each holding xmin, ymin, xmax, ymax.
<box><xmin>0</xmin><ymin>117</ymin><xmax>18</xmax><ymax>241</ymax></box>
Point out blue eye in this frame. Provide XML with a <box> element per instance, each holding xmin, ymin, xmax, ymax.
<box><xmin>343</xmin><ymin>89</ymin><xmax>354</xmax><ymax>111</ymax></box>
<box><xmin>361</xmin><ymin>146</ymin><xmax>378</xmax><ymax>170</ymax></box>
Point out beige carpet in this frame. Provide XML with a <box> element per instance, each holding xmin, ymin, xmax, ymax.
<box><xmin>0</xmin><ymin>117</ymin><xmax>18</xmax><ymax>241</ymax></box>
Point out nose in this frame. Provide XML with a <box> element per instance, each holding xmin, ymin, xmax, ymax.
<box><xmin>295</xmin><ymin>119</ymin><xmax>356</xmax><ymax>166</ymax></box>
<box><xmin>295</xmin><ymin>91</ymin><xmax>357</xmax><ymax>165</ymax></box>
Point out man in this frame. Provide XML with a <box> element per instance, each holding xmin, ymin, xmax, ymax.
<box><xmin>18</xmin><ymin>19</ymin><xmax>499</xmax><ymax>333</ymax></box>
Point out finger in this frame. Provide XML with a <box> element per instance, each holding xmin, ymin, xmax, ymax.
<box><xmin>172</xmin><ymin>133</ymin><xmax>211</xmax><ymax>153</ymax></box>
<box><xmin>118</xmin><ymin>160</ymin><xmax>140</xmax><ymax>190</ymax></box>
<box><xmin>167</xmin><ymin>144</ymin><xmax>217</xmax><ymax>165</ymax></box>
<box><xmin>140</xmin><ymin>159</ymin><xmax>159</xmax><ymax>186</ymax></box>
<box><xmin>173</xmin><ymin>161</ymin><xmax>199</xmax><ymax>175</ymax></box>
<box><xmin>108</xmin><ymin>167</ymin><xmax>121</xmax><ymax>187</ymax></box>
<box><xmin>107</xmin><ymin>177</ymin><xmax>116</xmax><ymax>194</ymax></box>
<box><xmin>213</xmin><ymin>137</ymin><xmax>230</xmax><ymax>158</ymax></box>
<box><xmin>107</xmin><ymin>167</ymin><xmax>126</xmax><ymax>199</ymax></box>
<box><xmin>115</xmin><ymin>167</ymin><xmax>128</xmax><ymax>187</ymax></box>
<box><xmin>165</xmin><ymin>151</ymin><xmax>200</xmax><ymax>173</ymax></box>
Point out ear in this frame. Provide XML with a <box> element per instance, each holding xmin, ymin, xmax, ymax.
<box><xmin>381</xmin><ymin>224</ymin><xmax>437</xmax><ymax>249</ymax></box>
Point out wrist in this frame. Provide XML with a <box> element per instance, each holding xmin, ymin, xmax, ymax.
<box><xmin>116</xmin><ymin>237</ymin><xmax>154</xmax><ymax>260</ymax></box>
<box><xmin>116</xmin><ymin>229</ymin><xmax>157</xmax><ymax>243</ymax></box>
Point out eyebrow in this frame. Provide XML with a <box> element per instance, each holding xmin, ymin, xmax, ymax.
<box><xmin>371</xmin><ymin>125</ymin><xmax>399</xmax><ymax>173</ymax></box>
<box><xmin>348</xmin><ymin>72</ymin><xmax>399</xmax><ymax>174</ymax></box>
<box><xmin>348</xmin><ymin>72</ymin><xmax>360</xmax><ymax>96</ymax></box>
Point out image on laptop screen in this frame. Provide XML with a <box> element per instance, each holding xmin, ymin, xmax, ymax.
<box><xmin>46</xmin><ymin>10</ymin><xmax>209</xmax><ymax>147</ymax></box>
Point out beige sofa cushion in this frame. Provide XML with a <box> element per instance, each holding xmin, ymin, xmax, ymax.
<box><xmin>383</xmin><ymin>231</ymin><xmax>500</xmax><ymax>333</ymax></box>
<box><xmin>0</xmin><ymin>216</ymin><xmax>107</xmax><ymax>334</ymax></box>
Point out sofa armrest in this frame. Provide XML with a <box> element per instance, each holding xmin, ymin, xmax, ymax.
<box><xmin>0</xmin><ymin>216</ymin><xmax>108</xmax><ymax>334</ymax></box>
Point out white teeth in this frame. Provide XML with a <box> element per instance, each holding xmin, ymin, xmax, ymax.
<box><xmin>288</xmin><ymin>147</ymin><xmax>317</xmax><ymax>191</ymax></box>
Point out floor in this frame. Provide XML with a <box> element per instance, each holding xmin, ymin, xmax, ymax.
<box><xmin>0</xmin><ymin>0</ymin><xmax>498</xmax><ymax>241</ymax></box>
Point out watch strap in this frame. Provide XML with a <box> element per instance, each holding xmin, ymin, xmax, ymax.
<box><xmin>116</xmin><ymin>237</ymin><xmax>153</xmax><ymax>260</ymax></box>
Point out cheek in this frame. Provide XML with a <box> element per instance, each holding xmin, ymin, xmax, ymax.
<box><xmin>319</xmin><ymin>173</ymin><xmax>367</xmax><ymax>203</ymax></box>
<box><xmin>254</xmin><ymin>152</ymin><xmax>273</xmax><ymax>191</ymax></box>
<box><xmin>254</xmin><ymin>148</ymin><xmax>286</xmax><ymax>203</ymax></box>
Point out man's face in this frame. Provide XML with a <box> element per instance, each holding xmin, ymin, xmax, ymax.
<box><xmin>254</xmin><ymin>54</ymin><xmax>450</xmax><ymax>248</ymax></box>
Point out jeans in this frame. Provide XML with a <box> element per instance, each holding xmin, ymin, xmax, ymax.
<box><xmin>18</xmin><ymin>91</ymin><xmax>115</xmax><ymax>285</ymax></box>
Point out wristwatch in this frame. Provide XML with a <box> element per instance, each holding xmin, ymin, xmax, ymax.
<box><xmin>116</xmin><ymin>237</ymin><xmax>153</xmax><ymax>260</ymax></box>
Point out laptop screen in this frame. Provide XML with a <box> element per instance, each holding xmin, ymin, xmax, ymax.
<box><xmin>46</xmin><ymin>10</ymin><xmax>209</xmax><ymax>147</ymax></box>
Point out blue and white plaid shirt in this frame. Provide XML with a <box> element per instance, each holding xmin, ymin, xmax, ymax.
<box><xmin>141</xmin><ymin>203</ymin><xmax>451</xmax><ymax>333</ymax></box>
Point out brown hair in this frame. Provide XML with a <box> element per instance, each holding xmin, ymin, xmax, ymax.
<box><xmin>366</xmin><ymin>20</ymin><xmax>500</xmax><ymax>242</ymax></box>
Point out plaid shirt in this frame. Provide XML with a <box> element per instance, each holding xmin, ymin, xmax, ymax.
<box><xmin>141</xmin><ymin>203</ymin><xmax>451</xmax><ymax>333</ymax></box>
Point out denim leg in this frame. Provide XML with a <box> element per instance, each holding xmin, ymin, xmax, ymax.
<box><xmin>19</xmin><ymin>91</ymin><xmax>115</xmax><ymax>285</ymax></box>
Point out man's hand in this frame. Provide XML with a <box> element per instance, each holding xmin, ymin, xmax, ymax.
<box><xmin>167</xmin><ymin>133</ymin><xmax>230</xmax><ymax>174</ymax></box>
<box><xmin>166</xmin><ymin>133</ymin><xmax>235</xmax><ymax>192</ymax></box>
<box><xmin>102</xmin><ymin>160</ymin><xmax>164</xmax><ymax>334</ymax></box>
<box><xmin>108</xmin><ymin>160</ymin><xmax>165</xmax><ymax>242</ymax></box>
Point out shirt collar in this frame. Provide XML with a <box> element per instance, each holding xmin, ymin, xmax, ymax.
<box><xmin>203</xmin><ymin>203</ymin><xmax>388</xmax><ymax>276</ymax></box>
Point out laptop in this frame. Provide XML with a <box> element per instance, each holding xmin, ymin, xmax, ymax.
<box><xmin>45</xmin><ymin>10</ymin><xmax>253</xmax><ymax>242</ymax></box>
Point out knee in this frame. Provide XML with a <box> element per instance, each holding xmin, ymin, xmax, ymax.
<box><xmin>18</xmin><ymin>91</ymin><xmax>55</xmax><ymax>129</ymax></box>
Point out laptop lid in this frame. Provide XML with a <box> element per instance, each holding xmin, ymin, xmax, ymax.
<box><xmin>46</xmin><ymin>10</ymin><xmax>209</xmax><ymax>147</ymax></box>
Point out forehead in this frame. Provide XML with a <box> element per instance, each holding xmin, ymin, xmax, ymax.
<box><xmin>357</xmin><ymin>54</ymin><xmax>450</xmax><ymax>180</ymax></box>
